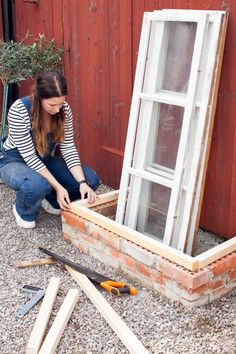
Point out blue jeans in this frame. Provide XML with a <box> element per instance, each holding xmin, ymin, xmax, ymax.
<box><xmin>0</xmin><ymin>148</ymin><xmax>100</xmax><ymax>221</ymax></box>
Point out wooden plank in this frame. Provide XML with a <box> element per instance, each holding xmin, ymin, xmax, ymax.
<box><xmin>66</xmin><ymin>266</ymin><xmax>149</xmax><ymax>354</ymax></box>
<box><xmin>38</xmin><ymin>289</ymin><xmax>79</xmax><ymax>354</ymax></box>
<box><xmin>70</xmin><ymin>204</ymin><xmax>197</xmax><ymax>270</ymax></box>
<box><xmin>13</xmin><ymin>258</ymin><xmax>55</xmax><ymax>268</ymax></box>
<box><xmin>73</xmin><ymin>190</ymin><xmax>118</xmax><ymax>208</ymax></box>
<box><xmin>70</xmin><ymin>200</ymin><xmax>236</xmax><ymax>270</ymax></box>
<box><xmin>25</xmin><ymin>277</ymin><xmax>61</xmax><ymax>354</ymax></box>
<box><xmin>195</xmin><ymin>237</ymin><xmax>236</xmax><ymax>268</ymax></box>
<box><xmin>102</xmin><ymin>146</ymin><xmax>124</xmax><ymax>157</ymax></box>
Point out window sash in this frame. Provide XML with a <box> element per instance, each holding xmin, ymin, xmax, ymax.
<box><xmin>116</xmin><ymin>10</ymin><xmax>226</xmax><ymax>254</ymax></box>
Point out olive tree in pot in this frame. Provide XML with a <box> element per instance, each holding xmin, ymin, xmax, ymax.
<box><xmin>0</xmin><ymin>34</ymin><xmax>64</xmax><ymax>148</ymax></box>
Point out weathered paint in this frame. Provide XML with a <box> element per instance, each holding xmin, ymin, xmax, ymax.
<box><xmin>3</xmin><ymin>0</ymin><xmax>236</xmax><ymax>238</ymax></box>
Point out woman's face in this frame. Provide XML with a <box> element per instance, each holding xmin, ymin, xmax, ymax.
<box><xmin>41</xmin><ymin>96</ymin><xmax>66</xmax><ymax>115</ymax></box>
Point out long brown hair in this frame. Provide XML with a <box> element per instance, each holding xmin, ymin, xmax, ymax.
<box><xmin>31</xmin><ymin>69</ymin><xmax>68</xmax><ymax>157</ymax></box>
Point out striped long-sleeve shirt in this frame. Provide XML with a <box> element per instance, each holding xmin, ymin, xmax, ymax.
<box><xmin>3</xmin><ymin>99</ymin><xmax>81</xmax><ymax>171</ymax></box>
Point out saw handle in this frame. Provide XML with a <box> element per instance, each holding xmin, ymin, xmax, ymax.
<box><xmin>100</xmin><ymin>281</ymin><xmax>137</xmax><ymax>296</ymax></box>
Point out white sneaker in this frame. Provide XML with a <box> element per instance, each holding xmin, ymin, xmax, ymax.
<box><xmin>13</xmin><ymin>204</ymin><xmax>36</xmax><ymax>229</ymax></box>
<box><xmin>41</xmin><ymin>199</ymin><xmax>61</xmax><ymax>215</ymax></box>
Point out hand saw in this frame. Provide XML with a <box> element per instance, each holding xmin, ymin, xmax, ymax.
<box><xmin>39</xmin><ymin>247</ymin><xmax>137</xmax><ymax>296</ymax></box>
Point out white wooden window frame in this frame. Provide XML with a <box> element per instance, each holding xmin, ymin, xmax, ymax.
<box><xmin>115</xmin><ymin>10</ymin><xmax>227</xmax><ymax>254</ymax></box>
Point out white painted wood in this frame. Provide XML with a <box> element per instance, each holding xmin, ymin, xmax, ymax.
<box><xmin>127</xmin><ymin>167</ymin><xmax>173</xmax><ymax>188</ymax></box>
<box><xmin>186</xmin><ymin>13</ymin><xmax>228</xmax><ymax>255</ymax></box>
<box><xmin>145</xmin><ymin>165</ymin><xmax>174</xmax><ymax>181</ymax></box>
<box><xmin>139</xmin><ymin>92</ymin><xmax>186</xmax><ymax>106</ymax></box>
<box><xmin>177</xmin><ymin>14</ymin><xmax>223</xmax><ymax>252</ymax></box>
<box><xmin>66</xmin><ymin>267</ymin><xmax>150</xmax><ymax>354</ymax></box>
<box><xmin>160</xmin><ymin>9</ymin><xmax>226</xmax><ymax>16</ymax></box>
<box><xmin>163</xmin><ymin>15</ymin><xmax>208</xmax><ymax>246</ymax></box>
<box><xmin>38</xmin><ymin>289</ymin><xmax>79</xmax><ymax>354</ymax></box>
<box><xmin>146</xmin><ymin>11</ymin><xmax>203</xmax><ymax>22</ymax></box>
<box><xmin>125</xmin><ymin>102</ymin><xmax>158</xmax><ymax>228</ymax></box>
<box><xmin>116</xmin><ymin>9</ymin><xmax>227</xmax><ymax>257</ymax></box>
<box><xmin>115</xmin><ymin>14</ymin><xmax>152</xmax><ymax>224</ymax></box>
<box><xmin>25</xmin><ymin>277</ymin><xmax>61</xmax><ymax>354</ymax></box>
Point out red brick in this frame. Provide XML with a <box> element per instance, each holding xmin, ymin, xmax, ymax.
<box><xmin>92</xmin><ymin>201</ymin><xmax>117</xmax><ymax>217</ymax></box>
<box><xmin>209</xmin><ymin>279</ymin><xmax>225</xmax><ymax>290</ymax></box>
<box><xmin>63</xmin><ymin>212</ymin><xmax>236</xmax><ymax>307</ymax></box>
<box><xmin>109</xmin><ymin>248</ymin><xmax>121</xmax><ymax>260</ymax></box>
<box><xmin>181</xmin><ymin>279</ymin><xmax>225</xmax><ymax>296</ymax></box>
<box><xmin>63</xmin><ymin>232</ymin><xmax>70</xmax><ymax>242</ymax></box>
<box><xmin>120</xmin><ymin>239</ymin><xmax>156</xmax><ymax>267</ymax></box>
<box><xmin>151</xmin><ymin>271</ymin><xmax>167</xmax><ymax>285</ymax></box>
<box><xmin>210</xmin><ymin>286</ymin><xmax>232</xmax><ymax>302</ymax></box>
<box><xmin>228</xmin><ymin>268</ymin><xmax>236</xmax><ymax>280</ymax></box>
<box><xmin>62</xmin><ymin>211</ymin><xmax>88</xmax><ymax>233</ymax></box>
<box><xmin>97</xmin><ymin>229</ymin><xmax>120</xmax><ymax>250</ymax></box>
<box><xmin>88</xmin><ymin>248</ymin><xmax>120</xmax><ymax>269</ymax></box>
<box><xmin>208</xmin><ymin>252</ymin><xmax>236</xmax><ymax>276</ymax></box>
<box><xmin>120</xmin><ymin>253</ymin><xmax>136</xmax><ymax>270</ymax></box>
<box><xmin>63</xmin><ymin>233</ymin><xmax>90</xmax><ymax>254</ymax></box>
<box><xmin>62</xmin><ymin>223</ymin><xmax>76</xmax><ymax>238</ymax></box>
<box><xmin>136</xmin><ymin>262</ymin><xmax>153</xmax><ymax>278</ymax></box>
<box><xmin>75</xmin><ymin>230</ymin><xmax>95</xmax><ymax>245</ymax></box>
<box><xmin>157</xmin><ymin>257</ymin><xmax>209</xmax><ymax>289</ymax></box>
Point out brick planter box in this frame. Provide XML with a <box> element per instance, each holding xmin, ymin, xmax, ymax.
<box><xmin>62</xmin><ymin>203</ymin><xmax>236</xmax><ymax>307</ymax></box>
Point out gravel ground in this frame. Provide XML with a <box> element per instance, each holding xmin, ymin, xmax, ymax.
<box><xmin>0</xmin><ymin>183</ymin><xmax>236</xmax><ymax>354</ymax></box>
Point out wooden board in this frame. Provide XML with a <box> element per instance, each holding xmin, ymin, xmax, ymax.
<box><xmin>195</xmin><ymin>237</ymin><xmax>236</xmax><ymax>268</ymax></box>
<box><xmin>25</xmin><ymin>277</ymin><xmax>61</xmax><ymax>354</ymax></box>
<box><xmin>73</xmin><ymin>190</ymin><xmax>118</xmax><ymax>208</ymax></box>
<box><xmin>38</xmin><ymin>289</ymin><xmax>79</xmax><ymax>354</ymax></box>
<box><xmin>14</xmin><ymin>258</ymin><xmax>55</xmax><ymax>268</ymax></box>
<box><xmin>70</xmin><ymin>203</ymin><xmax>197</xmax><ymax>270</ymax></box>
<box><xmin>70</xmin><ymin>203</ymin><xmax>236</xmax><ymax>270</ymax></box>
<box><xmin>66</xmin><ymin>266</ymin><xmax>149</xmax><ymax>354</ymax></box>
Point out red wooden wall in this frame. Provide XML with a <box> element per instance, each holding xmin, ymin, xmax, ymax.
<box><xmin>7</xmin><ymin>0</ymin><xmax>236</xmax><ymax>238</ymax></box>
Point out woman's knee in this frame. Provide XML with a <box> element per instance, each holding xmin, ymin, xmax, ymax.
<box><xmin>19</xmin><ymin>176</ymin><xmax>52</xmax><ymax>204</ymax></box>
<box><xmin>83</xmin><ymin>166</ymin><xmax>101</xmax><ymax>191</ymax></box>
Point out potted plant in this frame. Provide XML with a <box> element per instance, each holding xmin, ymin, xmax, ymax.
<box><xmin>0</xmin><ymin>33</ymin><xmax>64</xmax><ymax>147</ymax></box>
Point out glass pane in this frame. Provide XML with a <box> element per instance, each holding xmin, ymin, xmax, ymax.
<box><xmin>142</xmin><ymin>21</ymin><xmax>197</xmax><ymax>94</ymax></box>
<box><xmin>136</xmin><ymin>181</ymin><xmax>171</xmax><ymax>241</ymax></box>
<box><xmin>161</xmin><ymin>22</ymin><xmax>197</xmax><ymax>93</ymax></box>
<box><xmin>149</xmin><ymin>104</ymin><xmax>184</xmax><ymax>170</ymax></box>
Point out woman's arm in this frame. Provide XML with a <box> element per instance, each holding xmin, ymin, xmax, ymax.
<box><xmin>70</xmin><ymin>165</ymin><xmax>98</xmax><ymax>204</ymax></box>
<box><xmin>38</xmin><ymin>167</ymin><xmax>71</xmax><ymax>210</ymax></box>
<box><xmin>60</xmin><ymin>102</ymin><xmax>98</xmax><ymax>204</ymax></box>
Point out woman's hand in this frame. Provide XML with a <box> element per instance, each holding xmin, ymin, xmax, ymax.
<box><xmin>56</xmin><ymin>186</ymin><xmax>71</xmax><ymax>210</ymax></box>
<box><xmin>80</xmin><ymin>183</ymin><xmax>98</xmax><ymax>204</ymax></box>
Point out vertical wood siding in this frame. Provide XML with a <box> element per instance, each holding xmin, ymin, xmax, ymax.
<box><xmin>8</xmin><ymin>0</ymin><xmax>236</xmax><ymax>238</ymax></box>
